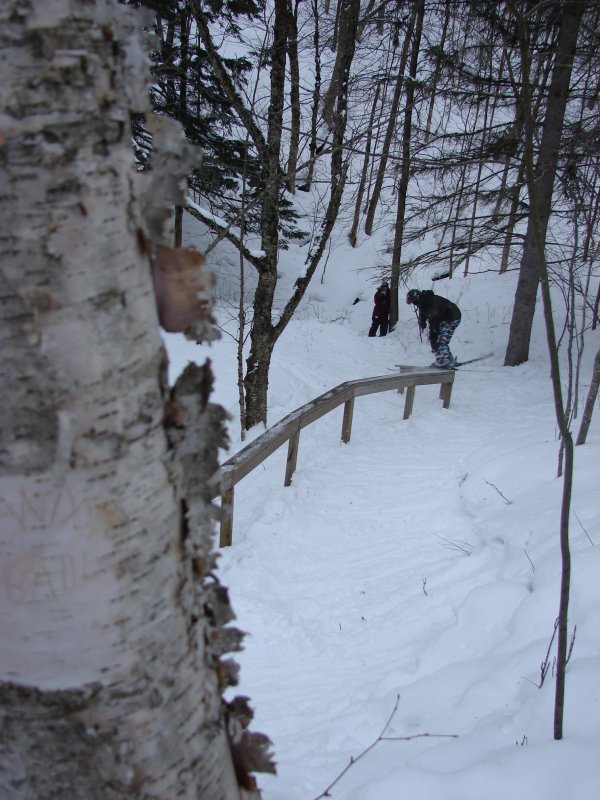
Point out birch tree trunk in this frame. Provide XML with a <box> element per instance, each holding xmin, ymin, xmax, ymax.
<box><xmin>0</xmin><ymin>0</ymin><xmax>271</xmax><ymax>796</ymax></box>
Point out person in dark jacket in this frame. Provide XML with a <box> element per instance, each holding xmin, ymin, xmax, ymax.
<box><xmin>406</xmin><ymin>289</ymin><xmax>461</xmax><ymax>368</ymax></box>
<box><xmin>369</xmin><ymin>281</ymin><xmax>391</xmax><ymax>337</ymax></box>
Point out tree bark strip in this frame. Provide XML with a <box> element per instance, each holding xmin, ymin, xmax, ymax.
<box><xmin>0</xmin><ymin>0</ymin><xmax>270</xmax><ymax>794</ymax></box>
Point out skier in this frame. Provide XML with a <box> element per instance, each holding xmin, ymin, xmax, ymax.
<box><xmin>369</xmin><ymin>281</ymin><xmax>391</xmax><ymax>337</ymax></box>
<box><xmin>406</xmin><ymin>289</ymin><xmax>461</xmax><ymax>368</ymax></box>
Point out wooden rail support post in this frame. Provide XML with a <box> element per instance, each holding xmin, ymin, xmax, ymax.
<box><xmin>403</xmin><ymin>385</ymin><xmax>416</xmax><ymax>420</ymax></box>
<box><xmin>219</xmin><ymin>487</ymin><xmax>234</xmax><ymax>547</ymax></box>
<box><xmin>284</xmin><ymin>430</ymin><xmax>300</xmax><ymax>486</ymax></box>
<box><xmin>440</xmin><ymin>380</ymin><xmax>453</xmax><ymax>408</ymax></box>
<box><xmin>341</xmin><ymin>397</ymin><xmax>355</xmax><ymax>443</ymax></box>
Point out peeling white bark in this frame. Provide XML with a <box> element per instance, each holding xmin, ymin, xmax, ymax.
<box><xmin>0</xmin><ymin>0</ymin><xmax>261</xmax><ymax>796</ymax></box>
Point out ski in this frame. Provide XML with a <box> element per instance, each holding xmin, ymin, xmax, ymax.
<box><xmin>453</xmin><ymin>351</ymin><xmax>494</xmax><ymax>368</ymax></box>
<box><xmin>388</xmin><ymin>352</ymin><xmax>494</xmax><ymax>372</ymax></box>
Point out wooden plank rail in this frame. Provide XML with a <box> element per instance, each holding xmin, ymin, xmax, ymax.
<box><xmin>217</xmin><ymin>366</ymin><xmax>454</xmax><ymax>546</ymax></box>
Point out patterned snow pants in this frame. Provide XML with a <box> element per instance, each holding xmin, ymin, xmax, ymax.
<box><xmin>432</xmin><ymin>319</ymin><xmax>460</xmax><ymax>367</ymax></box>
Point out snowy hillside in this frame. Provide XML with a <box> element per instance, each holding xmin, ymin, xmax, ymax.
<box><xmin>164</xmin><ymin>230</ymin><xmax>599</xmax><ymax>800</ymax></box>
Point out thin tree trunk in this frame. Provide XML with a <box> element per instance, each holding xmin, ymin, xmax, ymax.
<box><xmin>593</xmin><ymin>283</ymin><xmax>600</xmax><ymax>330</ymax></box>
<box><xmin>332</xmin><ymin>0</ymin><xmax>341</xmax><ymax>51</ymax></box>
<box><xmin>363</xmin><ymin>45</ymin><xmax>393</xmax><ymax>213</ymax></box>
<box><xmin>498</xmin><ymin>36</ymin><xmax>555</xmax><ymax>272</ymax></box>
<box><xmin>575</xmin><ymin>347</ymin><xmax>600</xmax><ymax>445</ymax></box>
<box><xmin>322</xmin><ymin>0</ymin><xmax>360</xmax><ymax>132</ymax></box>
<box><xmin>448</xmin><ymin>163</ymin><xmax>468</xmax><ymax>278</ymax></box>
<box><xmin>557</xmin><ymin>226</ymin><xmax>580</xmax><ymax>476</ymax></box>
<box><xmin>165</xmin><ymin>15</ymin><xmax>176</xmax><ymax>111</ymax></box>
<box><xmin>193</xmin><ymin>4</ymin><xmax>269</xmax><ymax>163</ymax></box>
<box><xmin>243</xmin><ymin>0</ymin><xmax>289</xmax><ymax>429</ymax></box>
<box><xmin>364</xmin><ymin>2</ymin><xmax>417</xmax><ymax>236</ymax></box>
<box><xmin>390</xmin><ymin>0</ymin><xmax>425</xmax><ymax>327</ymax></box>
<box><xmin>424</xmin><ymin>1</ymin><xmax>450</xmax><ymax>142</ymax></box>
<box><xmin>301</xmin><ymin>0</ymin><xmax>322</xmax><ymax>191</ymax></box>
<box><xmin>510</xmin><ymin>0</ymin><xmax>581</xmax><ymax>742</ymax></box>
<box><xmin>328</xmin><ymin>0</ymin><xmax>361</xmax><ymax>184</ymax></box>
<box><xmin>349</xmin><ymin>83</ymin><xmax>381</xmax><ymax>246</ymax></box>
<box><xmin>174</xmin><ymin>8</ymin><xmax>190</xmax><ymax>249</ymax></box>
<box><xmin>191</xmin><ymin>0</ymin><xmax>352</xmax><ymax>431</ymax></box>
<box><xmin>174</xmin><ymin>204</ymin><xmax>183</xmax><ymax>246</ymax></box>
<box><xmin>505</xmin><ymin>1</ymin><xmax>585</xmax><ymax>366</ymax></box>
<box><xmin>499</xmin><ymin>155</ymin><xmax>526</xmax><ymax>273</ymax></box>
<box><xmin>274</xmin><ymin>2</ymin><xmax>359</xmax><ymax>339</ymax></box>
<box><xmin>285</xmin><ymin>0</ymin><xmax>301</xmax><ymax>191</ymax></box>
<box><xmin>377</xmin><ymin>1</ymin><xmax>385</xmax><ymax>34</ymax></box>
<box><xmin>464</xmin><ymin>41</ymin><xmax>503</xmax><ymax>276</ymax></box>
<box><xmin>238</xmin><ymin>141</ymin><xmax>251</xmax><ymax>442</ymax></box>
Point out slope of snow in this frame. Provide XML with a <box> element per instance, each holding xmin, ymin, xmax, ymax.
<box><xmin>164</xmin><ymin>232</ymin><xmax>599</xmax><ymax>800</ymax></box>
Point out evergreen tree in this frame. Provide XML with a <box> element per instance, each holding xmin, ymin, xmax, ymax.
<box><xmin>126</xmin><ymin>0</ymin><xmax>271</xmax><ymax>240</ymax></box>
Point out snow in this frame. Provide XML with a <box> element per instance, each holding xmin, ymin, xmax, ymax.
<box><xmin>164</xmin><ymin>234</ymin><xmax>599</xmax><ymax>800</ymax></box>
<box><xmin>186</xmin><ymin>198</ymin><xmax>229</xmax><ymax>229</ymax></box>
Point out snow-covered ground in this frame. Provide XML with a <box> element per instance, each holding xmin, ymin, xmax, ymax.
<box><xmin>165</xmin><ymin>234</ymin><xmax>599</xmax><ymax>800</ymax></box>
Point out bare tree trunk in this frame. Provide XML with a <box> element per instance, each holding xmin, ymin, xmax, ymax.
<box><xmin>243</xmin><ymin>0</ymin><xmax>359</xmax><ymax>429</ymax></box>
<box><xmin>274</xmin><ymin>0</ymin><xmax>358</xmax><ymax>333</ymax></box>
<box><xmin>174</xmin><ymin>8</ymin><xmax>190</xmax><ymax>248</ymax></box>
<box><xmin>593</xmin><ymin>284</ymin><xmax>600</xmax><ymax>330</ymax></box>
<box><xmin>349</xmin><ymin>83</ymin><xmax>381</xmax><ymax>247</ymax></box>
<box><xmin>165</xmin><ymin>14</ymin><xmax>177</xmax><ymax>110</ymax></box>
<box><xmin>301</xmin><ymin>0</ymin><xmax>322</xmax><ymax>191</ymax></box>
<box><xmin>464</xmin><ymin>42</ymin><xmax>502</xmax><ymax>276</ymax></box>
<box><xmin>243</xmin><ymin>0</ymin><xmax>289</xmax><ymax>430</ymax></box>
<box><xmin>0</xmin><ymin>0</ymin><xmax>271</xmax><ymax>795</ymax></box>
<box><xmin>576</xmin><ymin>347</ymin><xmax>600</xmax><ymax>445</ymax></box>
<box><xmin>174</xmin><ymin>204</ymin><xmax>184</xmax><ymax>246</ymax></box>
<box><xmin>238</xmin><ymin>142</ymin><xmax>251</xmax><ymax>442</ymax></box>
<box><xmin>494</xmin><ymin>41</ymin><xmax>550</xmax><ymax>229</ymax></box>
<box><xmin>448</xmin><ymin>162</ymin><xmax>469</xmax><ymax>277</ymax></box>
<box><xmin>376</xmin><ymin>1</ymin><xmax>385</xmax><ymax>35</ymax></box>
<box><xmin>194</xmin><ymin>1</ymin><xmax>352</xmax><ymax>431</ymax></box>
<box><xmin>510</xmin><ymin>0</ymin><xmax>582</xmax><ymax>742</ymax></box>
<box><xmin>390</xmin><ymin>0</ymin><xmax>426</xmax><ymax>328</ymax></box>
<box><xmin>363</xmin><ymin>46</ymin><xmax>393</xmax><ymax>213</ymax></box>
<box><xmin>424</xmin><ymin>1</ymin><xmax>450</xmax><ymax>142</ymax></box>
<box><xmin>322</xmin><ymin>0</ymin><xmax>360</xmax><ymax>131</ymax></box>
<box><xmin>499</xmin><ymin>155</ymin><xmax>526</xmax><ymax>273</ymax></box>
<box><xmin>285</xmin><ymin>0</ymin><xmax>301</xmax><ymax>192</ymax></box>
<box><xmin>331</xmin><ymin>0</ymin><xmax>341</xmax><ymax>52</ymax></box>
<box><xmin>505</xmin><ymin>1</ymin><xmax>585</xmax><ymax>366</ymax></box>
<box><xmin>364</xmin><ymin>3</ymin><xmax>417</xmax><ymax>237</ymax></box>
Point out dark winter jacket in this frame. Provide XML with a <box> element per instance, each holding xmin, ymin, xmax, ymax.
<box><xmin>372</xmin><ymin>286</ymin><xmax>391</xmax><ymax>320</ymax></box>
<box><xmin>415</xmin><ymin>290</ymin><xmax>461</xmax><ymax>346</ymax></box>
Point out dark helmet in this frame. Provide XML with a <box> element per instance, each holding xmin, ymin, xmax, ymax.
<box><xmin>406</xmin><ymin>289</ymin><xmax>421</xmax><ymax>305</ymax></box>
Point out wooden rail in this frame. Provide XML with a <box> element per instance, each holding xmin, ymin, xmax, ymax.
<box><xmin>217</xmin><ymin>366</ymin><xmax>455</xmax><ymax>546</ymax></box>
